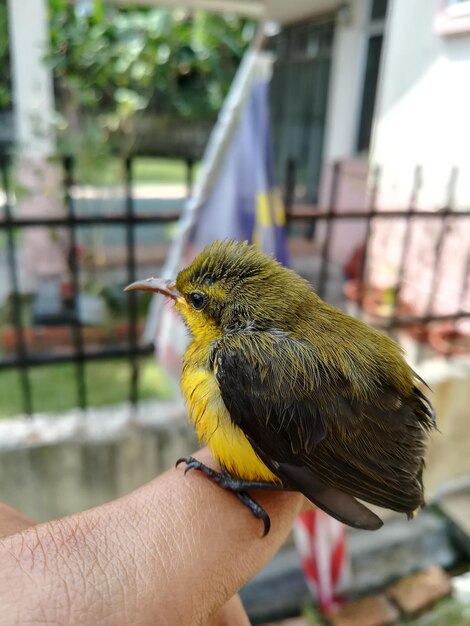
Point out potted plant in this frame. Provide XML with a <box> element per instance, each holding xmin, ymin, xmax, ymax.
<box><xmin>428</xmin><ymin>322</ymin><xmax>470</xmax><ymax>356</ymax></box>
<box><xmin>342</xmin><ymin>281</ymin><xmax>430</xmax><ymax>343</ymax></box>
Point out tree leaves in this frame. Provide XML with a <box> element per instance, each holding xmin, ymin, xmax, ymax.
<box><xmin>47</xmin><ymin>2</ymin><xmax>253</xmax><ymax>121</ymax></box>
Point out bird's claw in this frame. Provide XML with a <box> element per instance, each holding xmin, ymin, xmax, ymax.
<box><xmin>184</xmin><ymin>465</ymin><xmax>194</xmax><ymax>476</ymax></box>
<box><xmin>175</xmin><ymin>456</ymin><xmax>272</xmax><ymax>537</ymax></box>
<box><xmin>237</xmin><ymin>491</ymin><xmax>271</xmax><ymax>536</ymax></box>
<box><xmin>176</xmin><ymin>456</ymin><xmax>206</xmax><ymax>476</ymax></box>
<box><xmin>175</xmin><ymin>456</ymin><xmax>191</xmax><ymax>469</ymax></box>
<box><xmin>261</xmin><ymin>513</ymin><xmax>271</xmax><ymax>537</ymax></box>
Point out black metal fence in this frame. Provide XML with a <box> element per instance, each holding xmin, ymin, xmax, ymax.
<box><xmin>285</xmin><ymin>161</ymin><xmax>470</xmax><ymax>349</ymax></box>
<box><xmin>0</xmin><ymin>154</ymin><xmax>184</xmax><ymax>417</ymax></box>
<box><xmin>1</xmin><ymin>155</ymin><xmax>470</xmax><ymax>419</ymax></box>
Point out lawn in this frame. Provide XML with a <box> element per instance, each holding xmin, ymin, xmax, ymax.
<box><xmin>133</xmin><ymin>157</ymin><xmax>200</xmax><ymax>185</ymax></box>
<box><xmin>0</xmin><ymin>157</ymin><xmax>200</xmax><ymax>190</ymax></box>
<box><xmin>73</xmin><ymin>156</ymin><xmax>200</xmax><ymax>186</ymax></box>
<box><xmin>0</xmin><ymin>357</ymin><xmax>175</xmax><ymax>418</ymax></box>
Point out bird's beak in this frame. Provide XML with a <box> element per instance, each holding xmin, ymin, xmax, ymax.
<box><xmin>124</xmin><ymin>277</ymin><xmax>180</xmax><ymax>300</ymax></box>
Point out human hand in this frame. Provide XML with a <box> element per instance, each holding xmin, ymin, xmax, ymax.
<box><xmin>0</xmin><ymin>447</ymin><xmax>304</xmax><ymax>625</ymax></box>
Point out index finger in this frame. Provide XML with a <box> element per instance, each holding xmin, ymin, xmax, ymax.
<box><xmin>0</xmin><ymin>447</ymin><xmax>303</xmax><ymax>626</ymax></box>
<box><xmin>131</xmin><ymin>447</ymin><xmax>304</xmax><ymax>624</ymax></box>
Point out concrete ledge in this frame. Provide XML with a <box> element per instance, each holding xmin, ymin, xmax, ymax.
<box><xmin>439</xmin><ymin>485</ymin><xmax>470</xmax><ymax>559</ymax></box>
<box><xmin>0</xmin><ymin>400</ymin><xmax>198</xmax><ymax>521</ymax></box>
<box><xmin>0</xmin><ymin>400</ymin><xmax>186</xmax><ymax>451</ymax></box>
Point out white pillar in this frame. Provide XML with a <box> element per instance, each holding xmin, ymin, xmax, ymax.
<box><xmin>7</xmin><ymin>0</ymin><xmax>56</xmax><ymax>156</ymax></box>
<box><xmin>315</xmin><ymin>0</ymin><xmax>371</xmax><ymax>267</ymax></box>
<box><xmin>323</xmin><ymin>0</ymin><xmax>370</xmax><ymax>162</ymax></box>
<box><xmin>7</xmin><ymin>0</ymin><xmax>66</xmax><ymax>280</ymax></box>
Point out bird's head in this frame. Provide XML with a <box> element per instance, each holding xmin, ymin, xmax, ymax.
<box><xmin>125</xmin><ymin>239</ymin><xmax>313</xmax><ymax>340</ymax></box>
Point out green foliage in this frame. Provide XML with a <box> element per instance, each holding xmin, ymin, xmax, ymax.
<box><xmin>46</xmin><ymin>1</ymin><xmax>254</xmax><ymax>161</ymax></box>
<box><xmin>301</xmin><ymin>595</ymin><xmax>470</xmax><ymax>626</ymax></box>
<box><xmin>0</xmin><ymin>0</ymin><xmax>12</xmax><ymax>110</ymax></box>
<box><xmin>396</xmin><ymin>595</ymin><xmax>470</xmax><ymax>626</ymax></box>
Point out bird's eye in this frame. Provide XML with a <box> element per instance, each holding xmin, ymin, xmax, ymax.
<box><xmin>189</xmin><ymin>292</ymin><xmax>207</xmax><ymax>310</ymax></box>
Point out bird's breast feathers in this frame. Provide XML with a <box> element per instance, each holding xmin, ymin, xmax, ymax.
<box><xmin>181</xmin><ymin>347</ymin><xmax>277</xmax><ymax>482</ymax></box>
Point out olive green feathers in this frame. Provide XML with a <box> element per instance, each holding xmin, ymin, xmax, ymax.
<box><xmin>177</xmin><ymin>239</ymin><xmax>436</xmax><ymax>528</ymax></box>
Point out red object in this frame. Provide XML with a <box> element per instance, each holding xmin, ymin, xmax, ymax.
<box><xmin>343</xmin><ymin>245</ymin><xmax>365</xmax><ymax>281</ymax></box>
<box><xmin>60</xmin><ymin>281</ymin><xmax>74</xmax><ymax>301</ymax></box>
<box><xmin>428</xmin><ymin>322</ymin><xmax>470</xmax><ymax>356</ymax></box>
<box><xmin>0</xmin><ymin>322</ymin><xmax>144</xmax><ymax>354</ymax></box>
<box><xmin>294</xmin><ymin>509</ymin><xmax>349</xmax><ymax>614</ymax></box>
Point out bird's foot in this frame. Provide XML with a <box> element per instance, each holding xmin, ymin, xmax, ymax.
<box><xmin>237</xmin><ymin>491</ymin><xmax>271</xmax><ymax>536</ymax></box>
<box><xmin>176</xmin><ymin>457</ymin><xmax>282</xmax><ymax>491</ymax></box>
<box><xmin>175</xmin><ymin>456</ymin><xmax>278</xmax><ymax>536</ymax></box>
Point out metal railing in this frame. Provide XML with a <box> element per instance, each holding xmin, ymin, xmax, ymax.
<box><xmin>0</xmin><ymin>154</ymin><xmax>185</xmax><ymax>416</ymax></box>
<box><xmin>285</xmin><ymin>160</ymin><xmax>470</xmax><ymax>348</ymax></box>
<box><xmin>1</xmin><ymin>155</ymin><xmax>469</xmax><ymax>418</ymax></box>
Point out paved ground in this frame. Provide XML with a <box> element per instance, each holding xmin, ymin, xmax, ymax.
<box><xmin>267</xmin><ymin>567</ymin><xmax>470</xmax><ymax>626</ymax></box>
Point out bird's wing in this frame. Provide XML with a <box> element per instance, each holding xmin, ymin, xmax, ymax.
<box><xmin>214</xmin><ymin>331</ymin><xmax>434</xmax><ymax>530</ymax></box>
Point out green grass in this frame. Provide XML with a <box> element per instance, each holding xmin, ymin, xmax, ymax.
<box><xmin>73</xmin><ymin>156</ymin><xmax>199</xmax><ymax>186</ymax></box>
<box><xmin>0</xmin><ymin>157</ymin><xmax>200</xmax><ymax>190</ymax></box>
<box><xmin>133</xmin><ymin>157</ymin><xmax>200</xmax><ymax>185</ymax></box>
<box><xmin>0</xmin><ymin>357</ymin><xmax>175</xmax><ymax>418</ymax></box>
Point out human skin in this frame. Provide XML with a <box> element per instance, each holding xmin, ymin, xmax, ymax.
<box><xmin>0</xmin><ymin>448</ymin><xmax>304</xmax><ymax>625</ymax></box>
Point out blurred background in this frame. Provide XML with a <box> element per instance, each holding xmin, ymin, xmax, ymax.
<box><xmin>1</xmin><ymin>0</ymin><xmax>470</xmax><ymax>624</ymax></box>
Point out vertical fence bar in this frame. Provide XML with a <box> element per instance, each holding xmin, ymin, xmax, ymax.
<box><xmin>390</xmin><ymin>166</ymin><xmax>422</xmax><ymax>334</ymax></box>
<box><xmin>417</xmin><ymin>167</ymin><xmax>458</xmax><ymax>361</ymax></box>
<box><xmin>459</xmin><ymin>250</ymin><xmax>470</xmax><ymax>311</ymax></box>
<box><xmin>63</xmin><ymin>156</ymin><xmax>87</xmax><ymax>412</ymax></box>
<box><xmin>186</xmin><ymin>157</ymin><xmax>195</xmax><ymax>198</ymax></box>
<box><xmin>317</xmin><ymin>161</ymin><xmax>340</xmax><ymax>299</ymax></box>
<box><xmin>443</xmin><ymin>245</ymin><xmax>470</xmax><ymax>359</ymax></box>
<box><xmin>1</xmin><ymin>153</ymin><xmax>33</xmax><ymax>417</ymax></box>
<box><xmin>284</xmin><ymin>158</ymin><xmax>296</xmax><ymax>216</ymax></box>
<box><xmin>358</xmin><ymin>166</ymin><xmax>381</xmax><ymax>318</ymax></box>
<box><xmin>444</xmin><ymin>169</ymin><xmax>467</xmax><ymax>359</ymax></box>
<box><xmin>422</xmin><ymin>168</ymin><xmax>457</xmax><ymax>315</ymax></box>
<box><xmin>125</xmin><ymin>156</ymin><xmax>139</xmax><ymax>410</ymax></box>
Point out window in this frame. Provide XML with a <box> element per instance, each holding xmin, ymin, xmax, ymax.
<box><xmin>357</xmin><ymin>35</ymin><xmax>384</xmax><ymax>152</ymax></box>
<box><xmin>370</xmin><ymin>0</ymin><xmax>388</xmax><ymax>20</ymax></box>
<box><xmin>356</xmin><ymin>0</ymin><xmax>389</xmax><ymax>152</ymax></box>
<box><xmin>435</xmin><ymin>0</ymin><xmax>470</xmax><ymax>35</ymax></box>
<box><xmin>269</xmin><ymin>19</ymin><xmax>335</xmax><ymax>203</ymax></box>
<box><xmin>446</xmin><ymin>0</ymin><xmax>470</xmax><ymax>17</ymax></box>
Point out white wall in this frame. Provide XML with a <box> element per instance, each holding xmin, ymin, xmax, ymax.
<box><xmin>370</xmin><ymin>0</ymin><xmax>470</xmax><ymax>208</ymax></box>
<box><xmin>365</xmin><ymin>0</ymin><xmax>470</xmax><ymax>322</ymax></box>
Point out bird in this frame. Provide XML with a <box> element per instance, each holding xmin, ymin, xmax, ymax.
<box><xmin>125</xmin><ymin>239</ymin><xmax>436</xmax><ymax>535</ymax></box>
